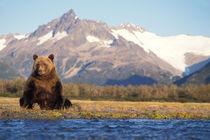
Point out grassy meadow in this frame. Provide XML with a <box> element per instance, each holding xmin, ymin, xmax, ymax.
<box><xmin>0</xmin><ymin>97</ymin><xmax>209</xmax><ymax>120</ymax></box>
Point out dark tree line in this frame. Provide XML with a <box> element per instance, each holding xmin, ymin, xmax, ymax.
<box><xmin>0</xmin><ymin>78</ymin><xmax>209</xmax><ymax>102</ymax></box>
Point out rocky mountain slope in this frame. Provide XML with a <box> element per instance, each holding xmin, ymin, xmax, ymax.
<box><xmin>175</xmin><ymin>62</ymin><xmax>210</xmax><ymax>85</ymax></box>
<box><xmin>0</xmin><ymin>61</ymin><xmax>21</xmax><ymax>79</ymax></box>
<box><xmin>0</xmin><ymin>9</ymin><xmax>210</xmax><ymax>85</ymax></box>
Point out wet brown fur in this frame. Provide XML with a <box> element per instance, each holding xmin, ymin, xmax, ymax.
<box><xmin>19</xmin><ymin>54</ymin><xmax>72</xmax><ymax>109</ymax></box>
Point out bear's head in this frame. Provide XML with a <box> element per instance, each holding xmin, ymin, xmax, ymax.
<box><xmin>32</xmin><ymin>54</ymin><xmax>55</xmax><ymax>77</ymax></box>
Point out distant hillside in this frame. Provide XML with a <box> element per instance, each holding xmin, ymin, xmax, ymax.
<box><xmin>0</xmin><ymin>61</ymin><xmax>21</xmax><ymax>79</ymax></box>
<box><xmin>175</xmin><ymin>62</ymin><xmax>210</xmax><ymax>85</ymax></box>
<box><xmin>105</xmin><ymin>75</ymin><xmax>157</xmax><ymax>86</ymax></box>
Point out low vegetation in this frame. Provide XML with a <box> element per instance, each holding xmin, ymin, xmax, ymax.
<box><xmin>0</xmin><ymin>78</ymin><xmax>209</xmax><ymax>102</ymax></box>
<box><xmin>0</xmin><ymin>97</ymin><xmax>209</xmax><ymax>120</ymax></box>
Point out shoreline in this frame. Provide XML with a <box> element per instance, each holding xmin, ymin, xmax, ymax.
<box><xmin>0</xmin><ymin>97</ymin><xmax>209</xmax><ymax>120</ymax></box>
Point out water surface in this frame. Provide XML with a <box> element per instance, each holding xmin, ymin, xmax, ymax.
<box><xmin>0</xmin><ymin>119</ymin><xmax>209</xmax><ymax>140</ymax></box>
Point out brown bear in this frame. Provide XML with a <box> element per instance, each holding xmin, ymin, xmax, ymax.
<box><xmin>19</xmin><ymin>54</ymin><xmax>72</xmax><ymax>109</ymax></box>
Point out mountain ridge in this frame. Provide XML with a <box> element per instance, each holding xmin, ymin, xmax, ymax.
<box><xmin>0</xmin><ymin>9</ymin><xmax>210</xmax><ymax>85</ymax></box>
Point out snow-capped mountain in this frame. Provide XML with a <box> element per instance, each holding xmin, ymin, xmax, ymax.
<box><xmin>0</xmin><ymin>9</ymin><xmax>209</xmax><ymax>85</ymax></box>
<box><xmin>0</xmin><ymin>34</ymin><xmax>27</xmax><ymax>51</ymax></box>
<box><xmin>111</xmin><ymin>24</ymin><xmax>210</xmax><ymax>72</ymax></box>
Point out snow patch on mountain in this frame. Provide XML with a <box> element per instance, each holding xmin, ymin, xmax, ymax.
<box><xmin>0</xmin><ymin>39</ymin><xmax>6</xmax><ymax>51</ymax></box>
<box><xmin>37</xmin><ymin>31</ymin><xmax>53</xmax><ymax>45</ymax></box>
<box><xmin>14</xmin><ymin>34</ymin><xmax>26</xmax><ymax>40</ymax></box>
<box><xmin>103</xmin><ymin>40</ymin><xmax>113</xmax><ymax>48</ymax></box>
<box><xmin>86</xmin><ymin>35</ymin><xmax>100</xmax><ymax>42</ymax></box>
<box><xmin>37</xmin><ymin>31</ymin><xmax>68</xmax><ymax>45</ymax></box>
<box><xmin>111</xmin><ymin>29</ymin><xmax>210</xmax><ymax>71</ymax></box>
<box><xmin>53</xmin><ymin>31</ymin><xmax>68</xmax><ymax>41</ymax></box>
<box><xmin>86</xmin><ymin>35</ymin><xmax>113</xmax><ymax>48</ymax></box>
<box><xmin>111</xmin><ymin>29</ymin><xmax>146</xmax><ymax>51</ymax></box>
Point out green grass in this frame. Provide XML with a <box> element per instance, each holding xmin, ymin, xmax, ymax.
<box><xmin>0</xmin><ymin>97</ymin><xmax>209</xmax><ymax>120</ymax></box>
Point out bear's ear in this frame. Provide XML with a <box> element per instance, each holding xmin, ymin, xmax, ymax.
<box><xmin>33</xmin><ymin>54</ymin><xmax>38</xmax><ymax>60</ymax></box>
<box><xmin>48</xmin><ymin>54</ymin><xmax>54</xmax><ymax>61</ymax></box>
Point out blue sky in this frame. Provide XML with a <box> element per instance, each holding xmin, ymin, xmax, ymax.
<box><xmin>1</xmin><ymin>0</ymin><xmax>210</xmax><ymax>36</ymax></box>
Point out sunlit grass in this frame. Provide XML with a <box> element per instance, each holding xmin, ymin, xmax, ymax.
<box><xmin>0</xmin><ymin>97</ymin><xmax>209</xmax><ymax>120</ymax></box>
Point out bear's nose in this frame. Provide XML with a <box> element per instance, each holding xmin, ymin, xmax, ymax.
<box><xmin>38</xmin><ymin>69</ymin><xmax>43</xmax><ymax>75</ymax></box>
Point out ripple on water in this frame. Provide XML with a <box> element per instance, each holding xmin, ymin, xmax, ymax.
<box><xmin>0</xmin><ymin>119</ymin><xmax>209</xmax><ymax>140</ymax></box>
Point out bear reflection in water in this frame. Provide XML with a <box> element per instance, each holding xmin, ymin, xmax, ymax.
<box><xmin>19</xmin><ymin>54</ymin><xmax>72</xmax><ymax>109</ymax></box>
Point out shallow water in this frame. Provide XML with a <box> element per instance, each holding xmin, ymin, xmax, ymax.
<box><xmin>0</xmin><ymin>119</ymin><xmax>209</xmax><ymax>140</ymax></box>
